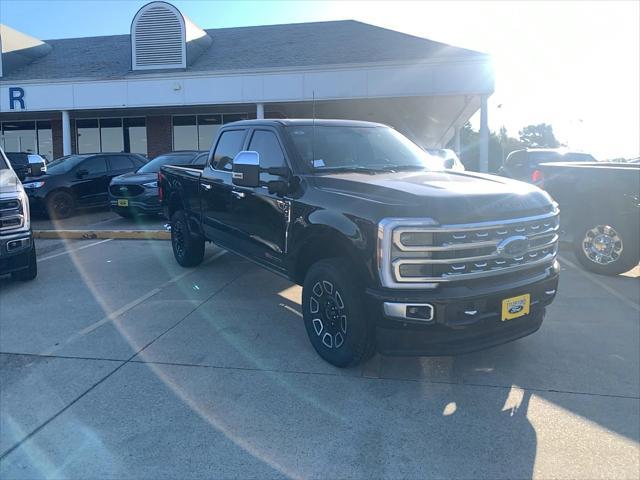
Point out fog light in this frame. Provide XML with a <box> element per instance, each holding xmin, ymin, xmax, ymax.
<box><xmin>406</xmin><ymin>305</ymin><xmax>433</xmax><ymax>320</ymax></box>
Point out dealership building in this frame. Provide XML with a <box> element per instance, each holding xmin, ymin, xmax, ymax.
<box><xmin>0</xmin><ymin>1</ymin><xmax>493</xmax><ymax>169</ymax></box>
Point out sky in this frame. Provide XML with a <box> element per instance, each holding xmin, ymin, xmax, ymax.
<box><xmin>1</xmin><ymin>0</ymin><xmax>638</xmax><ymax>160</ymax></box>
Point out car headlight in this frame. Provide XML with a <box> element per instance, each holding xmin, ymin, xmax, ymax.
<box><xmin>23</xmin><ymin>181</ymin><xmax>45</xmax><ymax>189</ymax></box>
<box><xmin>143</xmin><ymin>181</ymin><xmax>158</xmax><ymax>188</ymax></box>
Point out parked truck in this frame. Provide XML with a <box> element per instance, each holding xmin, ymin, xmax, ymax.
<box><xmin>537</xmin><ymin>161</ymin><xmax>639</xmax><ymax>275</ymax></box>
<box><xmin>160</xmin><ymin>120</ymin><xmax>560</xmax><ymax>367</ymax></box>
<box><xmin>0</xmin><ymin>147</ymin><xmax>37</xmax><ymax>281</ymax></box>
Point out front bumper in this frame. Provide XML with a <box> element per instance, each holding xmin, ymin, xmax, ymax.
<box><xmin>0</xmin><ymin>230</ymin><xmax>34</xmax><ymax>275</ymax></box>
<box><xmin>109</xmin><ymin>190</ymin><xmax>161</xmax><ymax>215</ymax></box>
<box><xmin>367</xmin><ymin>261</ymin><xmax>560</xmax><ymax>356</ymax></box>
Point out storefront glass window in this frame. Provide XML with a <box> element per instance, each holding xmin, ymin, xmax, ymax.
<box><xmin>123</xmin><ymin>118</ymin><xmax>147</xmax><ymax>155</ymax></box>
<box><xmin>36</xmin><ymin>121</ymin><xmax>53</xmax><ymax>161</ymax></box>
<box><xmin>197</xmin><ymin>115</ymin><xmax>222</xmax><ymax>150</ymax></box>
<box><xmin>100</xmin><ymin>118</ymin><xmax>124</xmax><ymax>152</ymax></box>
<box><xmin>77</xmin><ymin>119</ymin><xmax>100</xmax><ymax>153</ymax></box>
<box><xmin>173</xmin><ymin>116</ymin><xmax>198</xmax><ymax>150</ymax></box>
<box><xmin>1</xmin><ymin>121</ymin><xmax>37</xmax><ymax>154</ymax></box>
<box><xmin>223</xmin><ymin>113</ymin><xmax>247</xmax><ymax>124</ymax></box>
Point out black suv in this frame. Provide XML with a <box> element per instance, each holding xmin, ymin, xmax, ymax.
<box><xmin>110</xmin><ymin>151</ymin><xmax>207</xmax><ymax>217</ymax></box>
<box><xmin>499</xmin><ymin>148</ymin><xmax>596</xmax><ymax>183</ymax></box>
<box><xmin>22</xmin><ymin>153</ymin><xmax>146</xmax><ymax>218</ymax></box>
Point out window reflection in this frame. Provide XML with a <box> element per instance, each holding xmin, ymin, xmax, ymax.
<box><xmin>100</xmin><ymin>118</ymin><xmax>124</xmax><ymax>152</ymax></box>
<box><xmin>37</xmin><ymin>121</ymin><xmax>53</xmax><ymax>161</ymax></box>
<box><xmin>173</xmin><ymin>113</ymin><xmax>247</xmax><ymax>151</ymax></box>
<box><xmin>173</xmin><ymin>115</ymin><xmax>198</xmax><ymax>150</ymax></box>
<box><xmin>77</xmin><ymin>119</ymin><xmax>100</xmax><ymax>153</ymax></box>
<box><xmin>124</xmin><ymin>118</ymin><xmax>147</xmax><ymax>155</ymax></box>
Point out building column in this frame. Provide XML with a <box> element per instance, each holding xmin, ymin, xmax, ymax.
<box><xmin>61</xmin><ymin>110</ymin><xmax>72</xmax><ymax>156</ymax></box>
<box><xmin>454</xmin><ymin>125</ymin><xmax>461</xmax><ymax>155</ymax></box>
<box><xmin>479</xmin><ymin>95</ymin><xmax>489</xmax><ymax>173</ymax></box>
<box><xmin>256</xmin><ymin>103</ymin><xmax>265</xmax><ymax>120</ymax></box>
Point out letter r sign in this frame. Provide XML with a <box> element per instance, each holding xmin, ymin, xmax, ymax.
<box><xmin>9</xmin><ymin>87</ymin><xmax>25</xmax><ymax>110</ymax></box>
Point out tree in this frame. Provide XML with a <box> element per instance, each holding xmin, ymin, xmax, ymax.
<box><xmin>518</xmin><ymin>123</ymin><xmax>560</xmax><ymax>148</ymax></box>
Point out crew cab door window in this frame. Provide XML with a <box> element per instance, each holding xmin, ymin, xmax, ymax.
<box><xmin>247</xmin><ymin>130</ymin><xmax>286</xmax><ymax>182</ymax></box>
<box><xmin>213</xmin><ymin>130</ymin><xmax>246</xmax><ymax>171</ymax></box>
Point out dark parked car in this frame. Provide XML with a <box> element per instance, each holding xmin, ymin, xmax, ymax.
<box><xmin>4</xmin><ymin>152</ymin><xmax>48</xmax><ymax>179</ymax></box>
<box><xmin>109</xmin><ymin>151</ymin><xmax>207</xmax><ymax>218</ymax></box>
<box><xmin>22</xmin><ymin>153</ymin><xmax>146</xmax><ymax>218</ymax></box>
<box><xmin>160</xmin><ymin>119</ymin><xmax>559</xmax><ymax>367</ymax></box>
<box><xmin>538</xmin><ymin>161</ymin><xmax>639</xmax><ymax>275</ymax></box>
<box><xmin>499</xmin><ymin>148</ymin><xmax>596</xmax><ymax>183</ymax></box>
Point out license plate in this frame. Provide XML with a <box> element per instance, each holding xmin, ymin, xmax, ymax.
<box><xmin>501</xmin><ymin>294</ymin><xmax>530</xmax><ymax>321</ymax></box>
<box><xmin>117</xmin><ymin>199</ymin><xmax>129</xmax><ymax>207</ymax></box>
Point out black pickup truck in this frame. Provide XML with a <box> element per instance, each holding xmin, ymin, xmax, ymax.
<box><xmin>160</xmin><ymin>120</ymin><xmax>560</xmax><ymax>367</ymax></box>
<box><xmin>537</xmin><ymin>161</ymin><xmax>639</xmax><ymax>275</ymax></box>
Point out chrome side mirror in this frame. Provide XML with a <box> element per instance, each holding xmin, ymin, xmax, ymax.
<box><xmin>232</xmin><ymin>151</ymin><xmax>260</xmax><ymax>188</ymax></box>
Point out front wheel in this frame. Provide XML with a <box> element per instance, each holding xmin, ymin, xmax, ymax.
<box><xmin>46</xmin><ymin>191</ymin><xmax>75</xmax><ymax>219</ymax></box>
<box><xmin>302</xmin><ymin>258</ymin><xmax>375</xmax><ymax>367</ymax></box>
<box><xmin>573</xmin><ymin>219</ymin><xmax>639</xmax><ymax>275</ymax></box>
<box><xmin>171</xmin><ymin>210</ymin><xmax>205</xmax><ymax>267</ymax></box>
<box><xmin>12</xmin><ymin>244</ymin><xmax>37</xmax><ymax>281</ymax></box>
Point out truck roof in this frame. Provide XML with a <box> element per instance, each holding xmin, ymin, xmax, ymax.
<box><xmin>225</xmin><ymin>119</ymin><xmax>388</xmax><ymax>128</ymax></box>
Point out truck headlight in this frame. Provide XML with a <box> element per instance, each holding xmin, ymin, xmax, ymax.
<box><xmin>23</xmin><ymin>181</ymin><xmax>45</xmax><ymax>189</ymax></box>
<box><xmin>377</xmin><ymin>218</ymin><xmax>439</xmax><ymax>289</ymax></box>
<box><xmin>143</xmin><ymin>181</ymin><xmax>158</xmax><ymax>188</ymax></box>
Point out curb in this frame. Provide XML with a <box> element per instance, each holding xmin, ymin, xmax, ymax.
<box><xmin>33</xmin><ymin>229</ymin><xmax>171</xmax><ymax>240</ymax></box>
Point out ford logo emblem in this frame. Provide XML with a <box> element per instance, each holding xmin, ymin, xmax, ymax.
<box><xmin>496</xmin><ymin>235</ymin><xmax>529</xmax><ymax>258</ymax></box>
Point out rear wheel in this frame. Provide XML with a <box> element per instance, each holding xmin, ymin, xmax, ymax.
<box><xmin>573</xmin><ymin>219</ymin><xmax>639</xmax><ymax>275</ymax></box>
<box><xmin>302</xmin><ymin>258</ymin><xmax>375</xmax><ymax>367</ymax></box>
<box><xmin>171</xmin><ymin>210</ymin><xmax>205</xmax><ymax>267</ymax></box>
<box><xmin>12</xmin><ymin>244</ymin><xmax>37</xmax><ymax>281</ymax></box>
<box><xmin>46</xmin><ymin>191</ymin><xmax>75</xmax><ymax>219</ymax></box>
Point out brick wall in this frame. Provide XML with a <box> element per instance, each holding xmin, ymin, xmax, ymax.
<box><xmin>146</xmin><ymin>115</ymin><xmax>172</xmax><ymax>159</ymax></box>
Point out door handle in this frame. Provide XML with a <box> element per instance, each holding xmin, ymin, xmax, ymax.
<box><xmin>231</xmin><ymin>190</ymin><xmax>245</xmax><ymax>199</ymax></box>
<box><xmin>201</xmin><ymin>183</ymin><xmax>212</xmax><ymax>191</ymax></box>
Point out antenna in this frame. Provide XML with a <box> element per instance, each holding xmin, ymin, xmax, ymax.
<box><xmin>312</xmin><ymin>90</ymin><xmax>316</xmax><ymax>167</ymax></box>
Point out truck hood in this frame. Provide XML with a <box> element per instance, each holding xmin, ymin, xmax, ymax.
<box><xmin>310</xmin><ymin>170</ymin><xmax>554</xmax><ymax>223</ymax></box>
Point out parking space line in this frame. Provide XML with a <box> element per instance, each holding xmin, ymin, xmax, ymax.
<box><xmin>38</xmin><ymin>238</ymin><xmax>113</xmax><ymax>262</ymax></box>
<box><xmin>40</xmin><ymin>249</ymin><xmax>227</xmax><ymax>356</ymax></box>
<box><xmin>558</xmin><ymin>255</ymin><xmax>640</xmax><ymax>312</ymax></box>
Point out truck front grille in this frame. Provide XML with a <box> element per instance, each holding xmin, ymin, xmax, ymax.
<box><xmin>379</xmin><ymin>211</ymin><xmax>559</xmax><ymax>287</ymax></box>
<box><xmin>0</xmin><ymin>199</ymin><xmax>24</xmax><ymax>232</ymax></box>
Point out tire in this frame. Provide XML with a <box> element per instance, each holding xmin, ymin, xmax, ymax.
<box><xmin>12</xmin><ymin>244</ymin><xmax>37</xmax><ymax>281</ymax></box>
<box><xmin>46</xmin><ymin>190</ymin><xmax>75</xmax><ymax>219</ymax></box>
<box><xmin>171</xmin><ymin>210</ymin><xmax>205</xmax><ymax>267</ymax></box>
<box><xmin>573</xmin><ymin>218</ymin><xmax>639</xmax><ymax>276</ymax></box>
<box><xmin>302</xmin><ymin>258</ymin><xmax>375</xmax><ymax>367</ymax></box>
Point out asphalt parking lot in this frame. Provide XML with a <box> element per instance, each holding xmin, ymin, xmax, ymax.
<box><xmin>0</xmin><ymin>238</ymin><xmax>638</xmax><ymax>479</ymax></box>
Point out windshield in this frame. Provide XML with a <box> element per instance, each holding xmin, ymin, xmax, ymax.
<box><xmin>46</xmin><ymin>155</ymin><xmax>89</xmax><ymax>174</ymax></box>
<box><xmin>137</xmin><ymin>153</ymin><xmax>196</xmax><ymax>173</ymax></box>
<box><xmin>288</xmin><ymin>126</ymin><xmax>439</xmax><ymax>172</ymax></box>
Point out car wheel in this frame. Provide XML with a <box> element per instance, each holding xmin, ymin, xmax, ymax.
<box><xmin>12</xmin><ymin>244</ymin><xmax>37</xmax><ymax>281</ymax></box>
<box><xmin>573</xmin><ymin>219</ymin><xmax>639</xmax><ymax>275</ymax></box>
<box><xmin>302</xmin><ymin>258</ymin><xmax>375</xmax><ymax>367</ymax></box>
<box><xmin>171</xmin><ymin>210</ymin><xmax>205</xmax><ymax>267</ymax></box>
<box><xmin>46</xmin><ymin>191</ymin><xmax>75</xmax><ymax>219</ymax></box>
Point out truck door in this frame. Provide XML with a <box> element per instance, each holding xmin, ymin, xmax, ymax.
<box><xmin>200</xmin><ymin>128</ymin><xmax>247</xmax><ymax>246</ymax></box>
<box><xmin>230</xmin><ymin>128</ymin><xmax>290</xmax><ymax>272</ymax></box>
